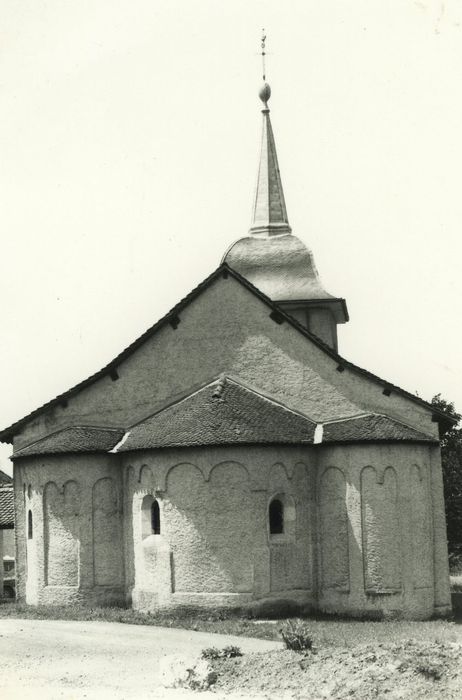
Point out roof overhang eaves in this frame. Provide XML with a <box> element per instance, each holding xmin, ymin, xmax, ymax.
<box><xmin>276</xmin><ymin>297</ymin><xmax>349</xmax><ymax>324</ymax></box>
<box><xmin>318</xmin><ymin>438</ymin><xmax>439</xmax><ymax>447</ymax></box>
<box><xmin>117</xmin><ymin>439</ymin><xmax>315</xmax><ymax>453</ymax></box>
<box><xmin>11</xmin><ymin>425</ymin><xmax>124</xmax><ymax>460</ymax></box>
<box><xmin>12</xmin><ymin>448</ymin><xmax>121</xmax><ymax>462</ymax></box>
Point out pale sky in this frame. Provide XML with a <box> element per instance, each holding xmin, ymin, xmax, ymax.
<box><xmin>1</xmin><ymin>0</ymin><xmax>461</xmax><ymax>476</ymax></box>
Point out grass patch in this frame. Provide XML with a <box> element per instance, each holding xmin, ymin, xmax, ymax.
<box><xmin>0</xmin><ymin>602</ymin><xmax>461</xmax><ymax>647</ymax></box>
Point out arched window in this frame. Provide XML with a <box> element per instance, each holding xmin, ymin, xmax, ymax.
<box><xmin>141</xmin><ymin>494</ymin><xmax>161</xmax><ymax>538</ymax></box>
<box><xmin>151</xmin><ymin>500</ymin><xmax>161</xmax><ymax>535</ymax></box>
<box><xmin>269</xmin><ymin>498</ymin><xmax>284</xmax><ymax>535</ymax></box>
<box><xmin>28</xmin><ymin>510</ymin><xmax>33</xmax><ymax>539</ymax></box>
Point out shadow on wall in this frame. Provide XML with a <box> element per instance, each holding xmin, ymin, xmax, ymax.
<box><xmin>134</xmin><ymin>459</ymin><xmax>313</xmax><ymax>599</ymax></box>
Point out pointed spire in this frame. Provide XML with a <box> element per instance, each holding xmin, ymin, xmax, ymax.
<box><xmin>250</xmin><ymin>33</ymin><xmax>291</xmax><ymax>237</ymax></box>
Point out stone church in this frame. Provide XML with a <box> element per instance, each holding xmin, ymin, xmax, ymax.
<box><xmin>1</xmin><ymin>80</ymin><xmax>454</xmax><ymax>620</ymax></box>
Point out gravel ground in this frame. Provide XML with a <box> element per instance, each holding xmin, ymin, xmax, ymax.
<box><xmin>0</xmin><ymin>618</ymin><xmax>280</xmax><ymax>700</ymax></box>
<box><xmin>3</xmin><ymin>617</ymin><xmax>462</xmax><ymax>699</ymax></box>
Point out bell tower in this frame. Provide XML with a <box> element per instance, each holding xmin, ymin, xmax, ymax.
<box><xmin>223</xmin><ymin>35</ymin><xmax>348</xmax><ymax>351</ymax></box>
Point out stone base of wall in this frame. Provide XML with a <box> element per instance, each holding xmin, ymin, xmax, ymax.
<box><xmin>33</xmin><ymin>585</ymin><xmax>125</xmax><ymax>607</ymax></box>
<box><xmin>318</xmin><ymin>588</ymin><xmax>440</xmax><ymax>621</ymax></box>
<box><xmin>132</xmin><ymin>587</ymin><xmax>315</xmax><ymax>617</ymax></box>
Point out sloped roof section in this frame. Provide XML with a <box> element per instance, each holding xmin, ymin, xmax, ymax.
<box><xmin>0</xmin><ymin>486</ymin><xmax>14</xmax><ymax>528</ymax></box>
<box><xmin>0</xmin><ymin>264</ymin><xmax>455</xmax><ymax>444</ymax></box>
<box><xmin>323</xmin><ymin>414</ymin><xmax>437</xmax><ymax>444</ymax></box>
<box><xmin>116</xmin><ymin>376</ymin><xmax>316</xmax><ymax>452</ymax></box>
<box><xmin>13</xmin><ymin>427</ymin><xmax>124</xmax><ymax>459</ymax></box>
<box><xmin>0</xmin><ymin>469</ymin><xmax>12</xmax><ymax>485</ymax></box>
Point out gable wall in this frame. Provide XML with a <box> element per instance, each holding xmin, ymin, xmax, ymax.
<box><xmin>13</xmin><ymin>276</ymin><xmax>438</xmax><ymax>450</ymax></box>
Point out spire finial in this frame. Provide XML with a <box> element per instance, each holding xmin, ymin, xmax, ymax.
<box><xmin>259</xmin><ymin>29</ymin><xmax>271</xmax><ymax>108</ymax></box>
<box><xmin>261</xmin><ymin>29</ymin><xmax>266</xmax><ymax>81</ymax></box>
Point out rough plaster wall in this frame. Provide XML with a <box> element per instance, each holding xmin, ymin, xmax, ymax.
<box><xmin>308</xmin><ymin>308</ymin><xmax>337</xmax><ymax>351</ymax></box>
<box><xmin>129</xmin><ymin>476</ymin><xmax>174</xmax><ymax>608</ymax></box>
<box><xmin>25</xmin><ymin>483</ymin><xmax>39</xmax><ymax>604</ymax></box>
<box><xmin>124</xmin><ymin>445</ymin><xmax>314</xmax><ymax>610</ymax></box>
<box><xmin>319</xmin><ymin>467</ymin><xmax>350</xmax><ymax>591</ymax></box>
<box><xmin>92</xmin><ymin>477</ymin><xmax>123</xmax><ymax>586</ymax></box>
<box><xmin>283</xmin><ymin>307</ymin><xmax>307</xmax><ymax>327</ymax></box>
<box><xmin>44</xmin><ymin>480</ymin><xmax>80</xmax><ymax>586</ymax></box>
<box><xmin>429</xmin><ymin>445</ymin><xmax>452</xmax><ymax>613</ymax></box>
<box><xmin>361</xmin><ymin>467</ymin><xmax>401</xmax><ymax>593</ymax></box>
<box><xmin>2</xmin><ymin>529</ymin><xmax>15</xmax><ymax>557</ymax></box>
<box><xmin>166</xmin><ymin>462</ymin><xmax>255</xmax><ymax>593</ymax></box>
<box><xmin>13</xmin><ymin>455</ymin><xmax>124</xmax><ymax>606</ymax></box>
<box><xmin>124</xmin><ymin>442</ymin><xmax>447</xmax><ymax>619</ymax></box>
<box><xmin>409</xmin><ymin>464</ymin><xmax>433</xmax><ymax>589</ymax></box>
<box><xmin>123</xmin><ymin>466</ymin><xmax>136</xmax><ymax>595</ymax></box>
<box><xmin>316</xmin><ymin>444</ymin><xmax>443</xmax><ymax>619</ymax></box>
<box><xmin>12</xmin><ymin>466</ymin><xmax>26</xmax><ymax>601</ymax></box>
<box><xmin>15</xmin><ymin>276</ymin><xmax>437</xmax><ymax>451</ymax></box>
<box><xmin>268</xmin><ymin>463</ymin><xmax>311</xmax><ymax>592</ymax></box>
<box><xmin>11</xmin><ymin>440</ymin><xmax>449</xmax><ymax>619</ymax></box>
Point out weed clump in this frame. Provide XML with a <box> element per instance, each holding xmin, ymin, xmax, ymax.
<box><xmin>415</xmin><ymin>662</ymin><xmax>443</xmax><ymax>681</ymax></box>
<box><xmin>201</xmin><ymin>647</ymin><xmax>221</xmax><ymax>660</ymax></box>
<box><xmin>280</xmin><ymin>619</ymin><xmax>314</xmax><ymax>652</ymax></box>
<box><xmin>201</xmin><ymin>645</ymin><xmax>243</xmax><ymax>660</ymax></box>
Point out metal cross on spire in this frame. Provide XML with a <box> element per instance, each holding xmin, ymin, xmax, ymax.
<box><xmin>261</xmin><ymin>29</ymin><xmax>267</xmax><ymax>80</ymax></box>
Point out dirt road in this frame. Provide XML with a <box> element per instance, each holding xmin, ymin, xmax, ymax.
<box><xmin>0</xmin><ymin>618</ymin><xmax>281</xmax><ymax>699</ymax></box>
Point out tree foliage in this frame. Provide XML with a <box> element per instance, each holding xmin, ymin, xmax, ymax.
<box><xmin>431</xmin><ymin>394</ymin><xmax>462</xmax><ymax>567</ymax></box>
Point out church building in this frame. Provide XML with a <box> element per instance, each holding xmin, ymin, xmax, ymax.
<box><xmin>0</xmin><ymin>77</ymin><xmax>454</xmax><ymax>620</ymax></box>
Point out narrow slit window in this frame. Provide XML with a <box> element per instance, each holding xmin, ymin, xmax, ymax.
<box><xmin>269</xmin><ymin>498</ymin><xmax>284</xmax><ymax>535</ymax></box>
<box><xmin>151</xmin><ymin>500</ymin><xmax>161</xmax><ymax>535</ymax></box>
<box><xmin>28</xmin><ymin>510</ymin><xmax>33</xmax><ymax>539</ymax></box>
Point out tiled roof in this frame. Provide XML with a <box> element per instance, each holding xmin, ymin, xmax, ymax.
<box><xmin>322</xmin><ymin>414</ymin><xmax>437</xmax><ymax>444</ymax></box>
<box><xmin>11</xmin><ymin>399</ymin><xmax>439</xmax><ymax>459</ymax></box>
<box><xmin>0</xmin><ymin>264</ymin><xmax>454</xmax><ymax>444</ymax></box>
<box><xmin>13</xmin><ymin>427</ymin><xmax>124</xmax><ymax>459</ymax></box>
<box><xmin>0</xmin><ymin>469</ymin><xmax>12</xmax><ymax>485</ymax></box>
<box><xmin>0</xmin><ymin>486</ymin><xmax>14</xmax><ymax>528</ymax></box>
<box><xmin>117</xmin><ymin>376</ymin><xmax>316</xmax><ymax>451</ymax></box>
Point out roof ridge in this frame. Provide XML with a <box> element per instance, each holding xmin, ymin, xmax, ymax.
<box><xmin>324</xmin><ymin>411</ymin><xmax>434</xmax><ymax>436</ymax></box>
<box><xmin>323</xmin><ymin>412</ymin><xmax>373</xmax><ymax>425</ymax></box>
<box><xmin>127</xmin><ymin>375</ymin><xmax>225</xmax><ymax>430</ymax></box>
<box><xmin>223</xmin><ymin>375</ymin><xmax>317</xmax><ymax>423</ymax></box>
<box><xmin>128</xmin><ymin>373</ymin><xmax>317</xmax><ymax>431</ymax></box>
